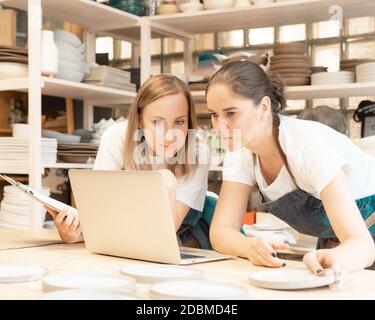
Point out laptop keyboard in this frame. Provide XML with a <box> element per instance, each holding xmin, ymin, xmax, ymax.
<box><xmin>180</xmin><ymin>253</ymin><xmax>203</xmax><ymax>260</ymax></box>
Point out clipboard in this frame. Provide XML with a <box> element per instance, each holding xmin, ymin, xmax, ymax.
<box><xmin>0</xmin><ymin>174</ymin><xmax>75</xmax><ymax>215</ymax></box>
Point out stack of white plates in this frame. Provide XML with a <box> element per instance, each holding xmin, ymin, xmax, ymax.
<box><xmin>119</xmin><ymin>264</ymin><xmax>203</xmax><ymax>284</ymax></box>
<box><xmin>84</xmin><ymin>66</ymin><xmax>136</xmax><ymax>92</ymax></box>
<box><xmin>311</xmin><ymin>71</ymin><xmax>355</xmax><ymax>85</ymax></box>
<box><xmin>54</xmin><ymin>29</ymin><xmax>87</xmax><ymax>82</ymax></box>
<box><xmin>0</xmin><ymin>62</ymin><xmax>28</xmax><ymax>79</ymax></box>
<box><xmin>149</xmin><ymin>280</ymin><xmax>249</xmax><ymax>300</ymax></box>
<box><xmin>91</xmin><ymin>117</ymin><xmax>126</xmax><ymax>145</ymax></box>
<box><xmin>0</xmin><ymin>138</ymin><xmax>57</xmax><ymax>173</ymax></box>
<box><xmin>0</xmin><ymin>185</ymin><xmax>50</xmax><ymax>229</ymax></box>
<box><xmin>356</xmin><ymin>62</ymin><xmax>375</xmax><ymax>83</ymax></box>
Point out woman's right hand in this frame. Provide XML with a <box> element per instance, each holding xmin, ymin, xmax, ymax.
<box><xmin>247</xmin><ymin>237</ymin><xmax>289</xmax><ymax>268</ymax></box>
<box><xmin>45</xmin><ymin>206</ymin><xmax>83</xmax><ymax>244</ymax></box>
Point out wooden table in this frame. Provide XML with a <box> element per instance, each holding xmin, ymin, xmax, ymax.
<box><xmin>0</xmin><ymin>229</ymin><xmax>374</xmax><ymax>300</ymax></box>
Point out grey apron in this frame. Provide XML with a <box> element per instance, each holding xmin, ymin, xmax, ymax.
<box><xmin>255</xmin><ymin>115</ymin><xmax>375</xmax><ymax>270</ymax></box>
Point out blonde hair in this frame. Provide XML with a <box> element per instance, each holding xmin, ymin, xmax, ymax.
<box><xmin>124</xmin><ymin>74</ymin><xmax>198</xmax><ymax>178</ymax></box>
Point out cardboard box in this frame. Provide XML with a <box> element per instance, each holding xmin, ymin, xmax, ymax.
<box><xmin>0</xmin><ymin>9</ymin><xmax>17</xmax><ymax>46</ymax></box>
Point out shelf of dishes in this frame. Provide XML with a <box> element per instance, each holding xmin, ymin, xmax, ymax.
<box><xmin>0</xmin><ymin>0</ymin><xmax>142</xmax><ymax>42</ymax></box>
<box><xmin>2</xmin><ymin>0</ymin><xmax>374</xmax><ymax>40</ymax></box>
<box><xmin>0</xmin><ymin>77</ymin><xmax>136</xmax><ymax>105</ymax></box>
<box><xmin>0</xmin><ymin>164</ymin><xmax>225</xmax><ymax>174</ymax></box>
<box><xmin>0</xmin><ymin>164</ymin><xmax>94</xmax><ymax>175</ymax></box>
<box><xmin>192</xmin><ymin>82</ymin><xmax>375</xmax><ymax>102</ymax></box>
<box><xmin>147</xmin><ymin>0</ymin><xmax>375</xmax><ymax>35</ymax></box>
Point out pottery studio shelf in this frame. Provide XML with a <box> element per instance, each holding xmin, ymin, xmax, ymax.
<box><xmin>148</xmin><ymin>0</ymin><xmax>375</xmax><ymax>35</ymax></box>
<box><xmin>0</xmin><ymin>163</ymin><xmax>94</xmax><ymax>175</ymax></box>
<box><xmin>0</xmin><ymin>77</ymin><xmax>136</xmax><ymax>106</ymax></box>
<box><xmin>46</xmin><ymin>163</ymin><xmax>94</xmax><ymax>169</ymax></box>
<box><xmin>0</xmin><ymin>0</ymin><xmax>144</xmax><ymax>42</ymax></box>
<box><xmin>192</xmin><ymin>82</ymin><xmax>375</xmax><ymax>103</ymax></box>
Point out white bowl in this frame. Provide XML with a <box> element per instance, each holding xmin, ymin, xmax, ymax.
<box><xmin>203</xmin><ymin>0</ymin><xmax>235</xmax><ymax>10</ymax></box>
<box><xmin>55</xmin><ymin>70</ymin><xmax>85</xmax><ymax>82</ymax></box>
<box><xmin>53</xmin><ymin>29</ymin><xmax>82</xmax><ymax>48</ymax></box>
<box><xmin>179</xmin><ymin>2</ymin><xmax>204</xmax><ymax>12</ymax></box>
<box><xmin>58</xmin><ymin>50</ymin><xmax>84</xmax><ymax>63</ymax></box>
<box><xmin>12</xmin><ymin>123</ymin><xmax>29</xmax><ymax>139</ymax></box>
<box><xmin>56</xmin><ymin>41</ymin><xmax>85</xmax><ymax>58</ymax></box>
<box><xmin>59</xmin><ymin>60</ymin><xmax>87</xmax><ymax>73</ymax></box>
<box><xmin>235</xmin><ymin>0</ymin><xmax>251</xmax><ymax>7</ymax></box>
<box><xmin>252</xmin><ymin>0</ymin><xmax>274</xmax><ymax>4</ymax></box>
<box><xmin>0</xmin><ymin>62</ymin><xmax>28</xmax><ymax>79</ymax></box>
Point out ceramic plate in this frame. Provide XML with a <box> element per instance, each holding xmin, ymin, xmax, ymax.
<box><xmin>249</xmin><ymin>267</ymin><xmax>335</xmax><ymax>290</ymax></box>
<box><xmin>0</xmin><ymin>264</ymin><xmax>48</xmax><ymax>283</ymax></box>
<box><xmin>119</xmin><ymin>264</ymin><xmax>203</xmax><ymax>284</ymax></box>
<box><xmin>41</xmin><ymin>289</ymin><xmax>141</xmax><ymax>300</ymax></box>
<box><xmin>42</xmin><ymin>273</ymin><xmax>136</xmax><ymax>293</ymax></box>
<box><xmin>149</xmin><ymin>280</ymin><xmax>249</xmax><ymax>300</ymax></box>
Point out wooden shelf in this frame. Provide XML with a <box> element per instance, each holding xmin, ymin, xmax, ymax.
<box><xmin>285</xmin><ymin>82</ymin><xmax>375</xmax><ymax>100</ymax></box>
<box><xmin>192</xmin><ymin>82</ymin><xmax>375</xmax><ymax>102</ymax></box>
<box><xmin>0</xmin><ymin>162</ymin><xmax>94</xmax><ymax>175</ymax></box>
<box><xmin>149</xmin><ymin>0</ymin><xmax>375</xmax><ymax>36</ymax></box>
<box><xmin>0</xmin><ymin>0</ymin><xmax>142</xmax><ymax>42</ymax></box>
<box><xmin>0</xmin><ymin>77</ymin><xmax>136</xmax><ymax>106</ymax></box>
<box><xmin>46</xmin><ymin>163</ymin><xmax>94</xmax><ymax>169</ymax></box>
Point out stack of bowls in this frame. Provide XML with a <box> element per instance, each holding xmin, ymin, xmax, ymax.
<box><xmin>340</xmin><ymin>59</ymin><xmax>374</xmax><ymax>73</ymax></box>
<box><xmin>356</xmin><ymin>62</ymin><xmax>375</xmax><ymax>83</ymax></box>
<box><xmin>54</xmin><ymin>30</ymin><xmax>87</xmax><ymax>82</ymax></box>
<box><xmin>270</xmin><ymin>42</ymin><xmax>311</xmax><ymax>86</ymax></box>
<box><xmin>203</xmin><ymin>0</ymin><xmax>235</xmax><ymax>10</ymax></box>
<box><xmin>0</xmin><ymin>185</ymin><xmax>50</xmax><ymax>229</ymax></box>
<box><xmin>311</xmin><ymin>71</ymin><xmax>355</xmax><ymax>85</ymax></box>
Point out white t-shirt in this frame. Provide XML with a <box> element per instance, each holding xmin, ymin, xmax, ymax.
<box><xmin>94</xmin><ymin>121</ymin><xmax>209</xmax><ymax>211</ymax></box>
<box><xmin>223</xmin><ymin>115</ymin><xmax>375</xmax><ymax>201</ymax></box>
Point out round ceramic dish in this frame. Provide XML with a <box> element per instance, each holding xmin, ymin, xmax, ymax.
<box><xmin>119</xmin><ymin>264</ymin><xmax>203</xmax><ymax>284</ymax></box>
<box><xmin>0</xmin><ymin>264</ymin><xmax>48</xmax><ymax>283</ymax></box>
<box><xmin>42</xmin><ymin>273</ymin><xmax>136</xmax><ymax>293</ymax></box>
<box><xmin>249</xmin><ymin>267</ymin><xmax>335</xmax><ymax>290</ymax></box>
<box><xmin>41</xmin><ymin>289</ymin><xmax>141</xmax><ymax>300</ymax></box>
<box><xmin>149</xmin><ymin>280</ymin><xmax>249</xmax><ymax>300</ymax></box>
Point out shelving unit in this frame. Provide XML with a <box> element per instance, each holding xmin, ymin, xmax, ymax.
<box><xmin>147</xmin><ymin>0</ymin><xmax>375</xmax><ymax>35</ymax></box>
<box><xmin>0</xmin><ymin>0</ymin><xmax>374</xmax><ymax>229</ymax></box>
<box><xmin>0</xmin><ymin>77</ymin><xmax>136</xmax><ymax>105</ymax></box>
<box><xmin>192</xmin><ymin>82</ymin><xmax>375</xmax><ymax>103</ymax></box>
<box><xmin>0</xmin><ymin>0</ymin><xmax>142</xmax><ymax>228</ymax></box>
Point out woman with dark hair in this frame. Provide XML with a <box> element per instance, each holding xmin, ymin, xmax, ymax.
<box><xmin>207</xmin><ymin>60</ymin><xmax>375</xmax><ymax>273</ymax></box>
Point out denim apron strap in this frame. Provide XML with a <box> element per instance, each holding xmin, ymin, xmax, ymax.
<box><xmin>177</xmin><ymin>196</ymin><xmax>217</xmax><ymax>250</ymax></box>
<box><xmin>365</xmin><ymin>211</ymin><xmax>375</xmax><ymax>229</ymax></box>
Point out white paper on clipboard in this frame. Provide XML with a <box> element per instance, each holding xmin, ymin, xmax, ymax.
<box><xmin>0</xmin><ymin>174</ymin><xmax>76</xmax><ymax>216</ymax></box>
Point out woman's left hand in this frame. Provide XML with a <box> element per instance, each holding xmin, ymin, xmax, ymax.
<box><xmin>303</xmin><ymin>249</ymin><xmax>343</xmax><ymax>285</ymax></box>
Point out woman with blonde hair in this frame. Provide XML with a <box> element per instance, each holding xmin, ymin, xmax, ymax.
<box><xmin>46</xmin><ymin>74</ymin><xmax>214</xmax><ymax>248</ymax></box>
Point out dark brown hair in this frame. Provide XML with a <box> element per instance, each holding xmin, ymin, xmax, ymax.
<box><xmin>207</xmin><ymin>60</ymin><xmax>297</xmax><ymax>186</ymax></box>
<box><xmin>207</xmin><ymin>60</ymin><xmax>287</xmax><ymax>114</ymax></box>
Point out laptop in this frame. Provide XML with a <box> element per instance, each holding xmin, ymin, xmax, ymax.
<box><xmin>68</xmin><ymin>169</ymin><xmax>233</xmax><ymax>265</ymax></box>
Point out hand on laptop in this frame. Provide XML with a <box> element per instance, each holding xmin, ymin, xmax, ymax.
<box><xmin>45</xmin><ymin>205</ymin><xmax>83</xmax><ymax>244</ymax></box>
